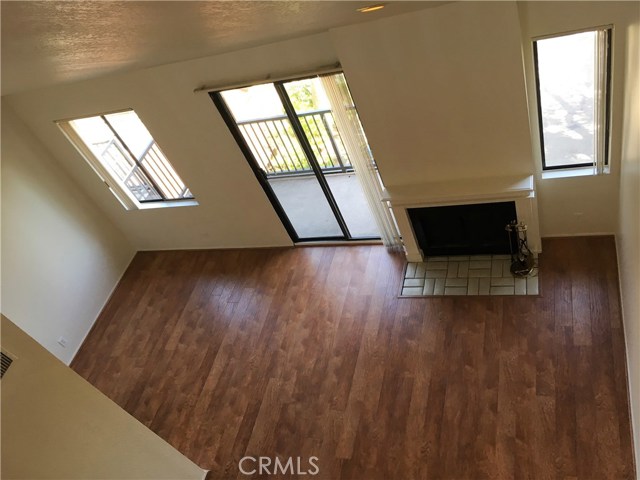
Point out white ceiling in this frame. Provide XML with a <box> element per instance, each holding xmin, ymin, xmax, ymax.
<box><xmin>1</xmin><ymin>1</ymin><xmax>444</xmax><ymax>96</ymax></box>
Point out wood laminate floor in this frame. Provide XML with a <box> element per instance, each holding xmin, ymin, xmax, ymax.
<box><xmin>72</xmin><ymin>236</ymin><xmax>635</xmax><ymax>479</ymax></box>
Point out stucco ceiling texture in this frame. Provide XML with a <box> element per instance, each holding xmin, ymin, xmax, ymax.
<box><xmin>1</xmin><ymin>1</ymin><xmax>440</xmax><ymax>95</ymax></box>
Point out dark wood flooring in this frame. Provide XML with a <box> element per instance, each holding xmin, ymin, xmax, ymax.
<box><xmin>72</xmin><ymin>236</ymin><xmax>635</xmax><ymax>479</ymax></box>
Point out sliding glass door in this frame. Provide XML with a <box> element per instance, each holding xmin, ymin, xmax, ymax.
<box><xmin>281</xmin><ymin>76</ymin><xmax>381</xmax><ymax>239</ymax></box>
<box><xmin>211</xmin><ymin>73</ymin><xmax>380</xmax><ymax>242</ymax></box>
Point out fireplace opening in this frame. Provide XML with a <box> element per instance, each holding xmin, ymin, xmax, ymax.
<box><xmin>408</xmin><ymin>201</ymin><xmax>517</xmax><ymax>257</ymax></box>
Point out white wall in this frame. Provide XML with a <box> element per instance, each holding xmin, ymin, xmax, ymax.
<box><xmin>3</xmin><ymin>33</ymin><xmax>338</xmax><ymax>251</ymax></box>
<box><xmin>518</xmin><ymin>1</ymin><xmax>637</xmax><ymax>236</ymax></box>
<box><xmin>1</xmin><ymin>103</ymin><xmax>135</xmax><ymax>364</ymax></box>
<box><xmin>618</xmin><ymin>12</ymin><xmax>640</xmax><ymax>471</ymax></box>
<box><xmin>330</xmin><ymin>1</ymin><xmax>534</xmax><ymax>186</ymax></box>
<box><xmin>6</xmin><ymin>3</ymin><xmax>636</xmax><ymax>247</ymax></box>
<box><xmin>1</xmin><ymin>315</ymin><xmax>206</xmax><ymax>480</ymax></box>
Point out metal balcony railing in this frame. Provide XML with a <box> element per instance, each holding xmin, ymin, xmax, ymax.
<box><xmin>237</xmin><ymin>109</ymin><xmax>352</xmax><ymax>177</ymax></box>
<box><xmin>99</xmin><ymin>138</ymin><xmax>192</xmax><ymax>202</ymax></box>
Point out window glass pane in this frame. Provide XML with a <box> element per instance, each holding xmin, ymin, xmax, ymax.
<box><xmin>224</xmin><ymin>84</ymin><xmax>312</xmax><ymax>175</ymax></box>
<box><xmin>221</xmin><ymin>84</ymin><xmax>344</xmax><ymax>239</ymax></box>
<box><xmin>139</xmin><ymin>142</ymin><xmax>189</xmax><ymax>200</ymax></box>
<box><xmin>221</xmin><ymin>84</ymin><xmax>285</xmax><ymax>122</ymax></box>
<box><xmin>536</xmin><ymin>31</ymin><xmax>597</xmax><ymax>168</ymax></box>
<box><xmin>283</xmin><ymin>76</ymin><xmax>380</xmax><ymax>239</ymax></box>
<box><xmin>284</xmin><ymin>77</ymin><xmax>332</xmax><ymax>114</ymax></box>
<box><xmin>125</xmin><ymin>167</ymin><xmax>163</xmax><ymax>202</ymax></box>
<box><xmin>69</xmin><ymin>116</ymin><xmax>135</xmax><ymax>183</ymax></box>
<box><xmin>284</xmin><ymin>77</ymin><xmax>351</xmax><ymax>171</ymax></box>
<box><xmin>267</xmin><ymin>175</ymin><xmax>344</xmax><ymax>238</ymax></box>
<box><xmin>104</xmin><ymin>111</ymin><xmax>153</xmax><ymax>159</ymax></box>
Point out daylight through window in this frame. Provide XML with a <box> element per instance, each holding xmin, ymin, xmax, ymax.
<box><xmin>58</xmin><ymin>110</ymin><xmax>194</xmax><ymax>209</ymax></box>
<box><xmin>533</xmin><ymin>27</ymin><xmax>612</xmax><ymax>171</ymax></box>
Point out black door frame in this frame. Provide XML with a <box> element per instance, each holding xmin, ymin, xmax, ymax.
<box><xmin>210</xmin><ymin>77</ymin><xmax>377</xmax><ymax>243</ymax></box>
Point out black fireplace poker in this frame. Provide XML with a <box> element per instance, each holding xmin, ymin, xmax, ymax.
<box><xmin>505</xmin><ymin>221</ymin><xmax>535</xmax><ymax>277</ymax></box>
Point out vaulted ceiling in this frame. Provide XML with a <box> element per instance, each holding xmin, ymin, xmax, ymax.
<box><xmin>1</xmin><ymin>1</ymin><xmax>445</xmax><ymax>95</ymax></box>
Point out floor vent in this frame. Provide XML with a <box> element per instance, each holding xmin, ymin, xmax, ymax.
<box><xmin>1</xmin><ymin>352</ymin><xmax>14</xmax><ymax>378</ymax></box>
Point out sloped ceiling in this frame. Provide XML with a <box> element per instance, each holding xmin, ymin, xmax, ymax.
<box><xmin>1</xmin><ymin>1</ymin><xmax>445</xmax><ymax>95</ymax></box>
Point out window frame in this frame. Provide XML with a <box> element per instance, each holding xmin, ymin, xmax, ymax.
<box><xmin>532</xmin><ymin>26</ymin><xmax>613</xmax><ymax>172</ymax></box>
<box><xmin>57</xmin><ymin>109</ymin><xmax>196</xmax><ymax>210</ymax></box>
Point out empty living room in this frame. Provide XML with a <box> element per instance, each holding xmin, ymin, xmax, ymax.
<box><xmin>1</xmin><ymin>1</ymin><xmax>639</xmax><ymax>479</ymax></box>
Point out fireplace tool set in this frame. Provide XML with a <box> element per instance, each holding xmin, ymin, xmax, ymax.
<box><xmin>505</xmin><ymin>221</ymin><xmax>535</xmax><ymax>277</ymax></box>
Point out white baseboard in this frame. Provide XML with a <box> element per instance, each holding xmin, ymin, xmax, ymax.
<box><xmin>69</xmin><ymin>250</ymin><xmax>137</xmax><ymax>365</ymax></box>
<box><xmin>614</xmin><ymin>234</ymin><xmax>639</xmax><ymax>474</ymax></box>
<box><xmin>541</xmin><ymin>232</ymin><xmax>616</xmax><ymax>238</ymax></box>
<box><xmin>138</xmin><ymin>242</ymin><xmax>294</xmax><ymax>252</ymax></box>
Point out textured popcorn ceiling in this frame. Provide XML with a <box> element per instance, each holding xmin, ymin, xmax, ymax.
<box><xmin>1</xmin><ymin>1</ymin><xmax>443</xmax><ymax>95</ymax></box>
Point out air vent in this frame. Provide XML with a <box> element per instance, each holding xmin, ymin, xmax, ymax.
<box><xmin>1</xmin><ymin>352</ymin><xmax>14</xmax><ymax>378</ymax></box>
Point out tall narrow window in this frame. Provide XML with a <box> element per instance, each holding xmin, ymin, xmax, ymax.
<box><xmin>533</xmin><ymin>27</ymin><xmax>612</xmax><ymax>172</ymax></box>
<box><xmin>58</xmin><ymin>110</ymin><xmax>195</xmax><ymax>209</ymax></box>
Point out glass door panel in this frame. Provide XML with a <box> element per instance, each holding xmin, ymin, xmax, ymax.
<box><xmin>282</xmin><ymin>77</ymin><xmax>381</xmax><ymax>239</ymax></box>
<box><xmin>323</xmin><ymin>172</ymin><xmax>380</xmax><ymax>238</ymax></box>
<box><xmin>219</xmin><ymin>84</ymin><xmax>343</xmax><ymax>239</ymax></box>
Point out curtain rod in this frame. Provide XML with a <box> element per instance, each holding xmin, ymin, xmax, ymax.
<box><xmin>193</xmin><ymin>62</ymin><xmax>342</xmax><ymax>94</ymax></box>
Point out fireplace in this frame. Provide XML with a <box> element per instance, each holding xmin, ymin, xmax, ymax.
<box><xmin>381</xmin><ymin>174</ymin><xmax>541</xmax><ymax>262</ymax></box>
<box><xmin>407</xmin><ymin>201</ymin><xmax>517</xmax><ymax>257</ymax></box>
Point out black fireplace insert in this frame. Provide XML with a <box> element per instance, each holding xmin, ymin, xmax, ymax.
<box><xmin>408</xmin><ymin>201</ymin><xmax>517</xmax><ymax>257</ymax></box>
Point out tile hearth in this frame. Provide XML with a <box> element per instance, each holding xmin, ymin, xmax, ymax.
<box><xmin>401</xmin><ymin>254</ymin><xmax>539</xmax><ymax>297</ymax></box>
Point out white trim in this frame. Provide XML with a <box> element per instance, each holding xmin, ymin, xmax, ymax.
<box><xmin>382</xmin><ymin>175</ymin><xmax>534</xmax><ymax>206</ymax></box>
<box><xmin>594</xmin><ymin>28</ymin><xmax>610</xmax><ymax>175</ymax></box>
<box><xmin>541</xmin><ymin>232</ymin><xmax>616</xmax><ymax>238</ymax></box>
<box><xmin>138</xmin><ymin>243</ymin><xmax>295</xmax><ymax>252</ymax></box>
<box><xmin>193</xmin><ymin>62</ymin><xmax>342</xmax><ymax>94</ymax></box>
<box><xmin>136</xmin><ymin>199</ymin><xmax>199</xmax><ymax>210</ymax></box>
<box><xmin>532</xmin><ymin>23</ymin><xmax>613</xmax><ymax>42</ymax></box>
<box><xmin>54</xmin><ymin>107</ymin><xmax>134</xmax><ymax>124</ymax></box>
<box><xmin>614</xmin><ymin>235</ymin><xmax>638</xmax><ymax>472</ymax></box>
<box><xmin>541</xmin><ymin>167</ymin><xmax>603</xmax><ymax>180</ymax></box>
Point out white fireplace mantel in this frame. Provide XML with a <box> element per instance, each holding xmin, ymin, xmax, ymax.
<box><xmin>382</xmin><ymin>174</ymin><xmax>541</xmax><ymax>262</ymax></box>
